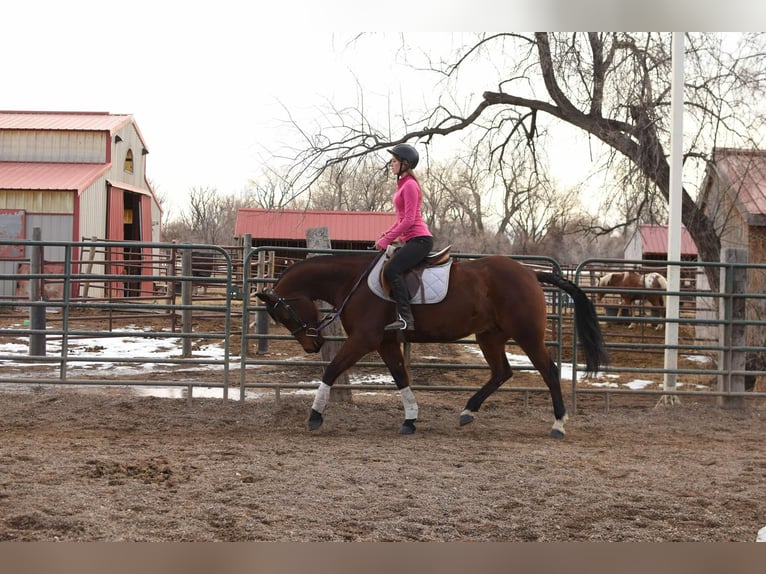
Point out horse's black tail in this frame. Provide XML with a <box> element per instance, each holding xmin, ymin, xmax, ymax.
<box><xmin>537</xmin><ymin>272</ymin><xmax>609</xmax><ymax>375</ymax></box>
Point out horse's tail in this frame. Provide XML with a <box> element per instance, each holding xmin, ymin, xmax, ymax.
<box><xmin>537</xmin><ymin>272</ymin><xmax>609</xmax><ymax>374</ymax></box>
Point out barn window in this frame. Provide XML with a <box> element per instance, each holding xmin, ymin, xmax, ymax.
<box><xmin>124</xmin><ymin>149</ymin><xmax>134</xmax><ymax>173</ymax></box>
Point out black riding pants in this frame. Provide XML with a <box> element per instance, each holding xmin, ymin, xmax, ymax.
<box><xmin>383</xmin><ymin>236</ymin><xmax>434</xmax><ymax>283</ymax></box>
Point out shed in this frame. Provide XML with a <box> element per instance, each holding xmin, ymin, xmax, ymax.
<box><xmin>699</xmin><ymin>147</ymin><xmax>766</xmax><ymax>259</ymax></box>
<box><xmin>0</xmin><ymin>110</ymin><xmax>161</xmax><ymax>298</ymax></box>
<box><xmin>624</xmin><ymin>224</ymin><xmax>699</xmax><ymax>261</ymax></box>
<box><xmin>235</xmin><ymin>208</ymin><xmax>396</xmax><ymax>253</ymax></box>
<box><xmin>623</xmin><ymin>224</ymin><xmax>700</xmax><ymax>293</ymax></box>
<box><xmin>698</xmin><ymin>147</ymin><xmax>766</xmax><ymax>375</ymax></box>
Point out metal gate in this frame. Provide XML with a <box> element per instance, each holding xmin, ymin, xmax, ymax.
<box><xmin>2</xmin><ymin>239</ymin><xmax>765</xmax><ymax>409</ymax></box>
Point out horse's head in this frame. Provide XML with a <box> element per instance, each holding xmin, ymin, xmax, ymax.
<box><xmin>643</xmin><ymin>272</ymin><xmax>668</xmax><ymax>290</ymax></box>
<box><xmin>256</xmin><ymin>288</ymin><xmax>325</xmax><ymax>353</ymax></box>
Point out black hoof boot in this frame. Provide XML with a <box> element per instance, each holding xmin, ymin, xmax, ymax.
<box><xmin>307</xmin><ymin>409</ymin><xmax>324</xmax><ymax>431</ymax></box>
<box><xmin>459</xmin><ymin>410</ymin><xmax>475</xmax><ymax>426</ymax></box>
<box><xmin>399</xmin><ymin>419</ymin><xmax>416</xmax><ymax>435</ymax></box>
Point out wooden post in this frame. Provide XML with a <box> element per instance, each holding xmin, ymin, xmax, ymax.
<box><xmin>306</xmin><ymin>227</ymin><xmax>352</xmax><ymax>403</ymax></box>
<box><xmin>718</xmin><ymin>248</ymin><xmax>746</xmax><ymax>408</ymax></box>
<box><xmin>255</xmin><ymin>239</ymin><xmax>270</xmax><ymax>355</ymax></box>
<box><xmin>29</xmin><ymin>227</ymin><xmax>46</xmax><ymax>356</ymax></box>
<box><xmin>181</xmin><ymin>248</ymin><xmax>192</xmax><ymax>359</ymax></box>
<box><xmin>80</xmin><ymin>236</ymin><xmax>98</xmax><ymax>298</ymax></box>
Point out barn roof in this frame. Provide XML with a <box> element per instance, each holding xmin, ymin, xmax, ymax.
<box><xmin>710</xmin><ymin>148</ymin><xmax>766</xmax><ymax>223</ymax></box>
<box><xmin>235</xmin><ymin>208</ymin><xmax>396</xmax><ymax>242</ymax></box>
<box><xmin>0</xmin><ymin>110</ymin><xmax>149</xmax><ymax>153</ymax></box>
<box><xmin>638</xmin><ymin>224</ymin><xmax>698</xmax><ymax>256</ymax></box>
<box><xmin>0</xmin><ymin>161</ymin><xmax>109</xmax><ymax>192</ymax></box>
<box><xmin>0</xmin><ymin>110</ymin><xmax>133</xmax><ymax>132</ymax></box>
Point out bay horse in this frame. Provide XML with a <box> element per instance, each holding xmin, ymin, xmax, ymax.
<box><xmin>257</xmin><ymin>253</ymin><xmax>608</xmax><ymax>438</ymax></box>
<box><xmin>595</xmin><ymin>271</ymin><xmax>668</xmax><ymax>330</ymax></box>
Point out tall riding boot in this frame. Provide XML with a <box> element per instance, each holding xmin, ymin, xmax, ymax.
<box><xmin>384</xmin><ymin>275</ymin><xmax>415</xmax><ymax>331</ymax></box>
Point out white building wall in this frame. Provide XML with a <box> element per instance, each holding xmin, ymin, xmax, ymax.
<box><xmin>151</xmin><ymin>197</ymin><xmax>162</xmax><ymax>242</ymax></box>
<box><xmin>110</xmin><ymin>124</ymin><xmax>147</xmax><ymax>188</ymax></box>
<box><xmin>623</xmin><ymin>229</ymin><xmax>642</xmax><ymax>260</ymax></box>
<box><xmin>79</xmin><ymin>177</ymin><xmax>109</xmax><ymax>241</ymax></box>
<box><xmin>0</xmin><ymin>130</ymin><xmax>105</xmax><ymax>163</ymax></box>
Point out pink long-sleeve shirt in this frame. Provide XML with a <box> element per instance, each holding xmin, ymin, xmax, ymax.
<box><xmin>377</xmin><ymin>174</ymin><xmax>432</xmax><ymax>248</ymax></box>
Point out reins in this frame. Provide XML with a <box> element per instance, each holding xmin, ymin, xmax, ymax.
<box><xmin>307</xmin><ymin>250</ymin><xmax>384</xmax><ymax>337</ymax></box>
<box><xmin>267</xmin><ymin>251</ymin><xmax>385</xmax><ymax>339</ymax></box>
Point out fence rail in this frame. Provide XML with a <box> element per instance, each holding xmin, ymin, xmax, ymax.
<box><xmin>2</xmin><ymin>239</ymin><xmax>765</xmax><ymax>410</ymax></box>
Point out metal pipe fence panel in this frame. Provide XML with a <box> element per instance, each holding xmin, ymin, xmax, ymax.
<box><xmin>2</xmin><ymin>239</ymin><xmax>765</xmax><ymax>409</ymax></box>
<box><xmin>1</xmin><ymin>239</ymin><xmax>235</xmax><ymax>400</ymax></box>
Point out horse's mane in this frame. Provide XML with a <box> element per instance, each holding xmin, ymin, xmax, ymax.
<box><xmin>278</xmin><ymin>252</ymin><xmax>376</xmax><ymax>280</ymax></box>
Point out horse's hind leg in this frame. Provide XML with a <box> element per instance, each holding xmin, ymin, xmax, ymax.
<box><xmin>459</xmin><ymin>332</ymin><xmax>513</xmax><ymax>426</ymax></box>
<box><xmin>650</xmin><ymin>297</ymin><xmax>665</xmax><ymax>330</ymax></box>
<box><xmin>523</xmin><ymin>343</ymin><xmax>568</xmax><ymax>438</ymax></box>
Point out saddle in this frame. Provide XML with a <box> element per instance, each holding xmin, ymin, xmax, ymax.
<box><xmin>368</xmin><ymin>244</ymin><xmax>453</xmax><ymax>304</ymax></box>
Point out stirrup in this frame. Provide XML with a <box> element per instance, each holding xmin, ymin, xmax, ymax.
<box><xmin>384</xmin><ymin>314</ymin><xmax>413</xmax><ymax>331</ymax></box>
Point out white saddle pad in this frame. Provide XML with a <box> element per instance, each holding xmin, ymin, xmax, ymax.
<box><xmin>367</xmin><ymin>253</ymin><xmax>453</xmax><ymax>304</ymax></box>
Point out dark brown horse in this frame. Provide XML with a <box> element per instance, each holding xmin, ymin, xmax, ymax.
<box><xmin>595</xmin><ymin>271</ymin><xmax>668</xmax><ymax>330</ymax></box>
<box><xmin>257</xmin><ymin>253</ymin><xmax>608</xmax><ymax>438</ymax></box>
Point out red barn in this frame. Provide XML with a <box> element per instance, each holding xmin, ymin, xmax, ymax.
<box><xmin>0</xmin><ymin>111</ymin><xmax>161</xmax><ymax>298</ymax></box>
<box><xmin>235</xmin><ymin>208</ymin><xmax>396</xmax><ymax>251</ymax></box>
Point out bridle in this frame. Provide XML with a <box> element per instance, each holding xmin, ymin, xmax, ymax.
<box><xmin>264</xmin><ymin>250</ymin><xmax>384</xmax><ymax>339</ymax></box>
<box><xmin>263</xmin><ymin>291</ymin><xmax>327</xmax><ymax>338</ymax></box>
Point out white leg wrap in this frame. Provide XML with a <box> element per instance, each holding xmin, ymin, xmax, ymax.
<box><xmin>399</xmin><ymin>387</ymin><xmax>418</xmax><ymax>420</ymax></box>
<box><xmin>552</xmin><ymin>417</ymin><xmax>566</xmax><ymax>435</ymax></box>
<box><xmin>312</xmin><ymin>382</ymin><xmax>332</xmax><ymax>414</ymax></box>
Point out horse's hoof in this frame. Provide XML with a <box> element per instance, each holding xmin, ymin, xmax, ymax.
<box><xmin>459</xmin><ymin>411</ymin><xmax>475</xmax><ymax>426</ymax></box>
<box><xmin>307</xmin><ymin>409</ymin><xmax>323</xmax><ymax>431</ymax></box>
<box><xmin>549</xmin><ymin>428</ymin><xmax>565</xmax><ymax>439</ymax></box>
<box><xmin>399</xmin><ymin>419</ymin><xmax>416</xmax><ymax>435</ymax></box>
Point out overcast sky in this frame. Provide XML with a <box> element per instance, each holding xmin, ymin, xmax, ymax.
<box><xmin>3</xmin><ymin>1</ymin><xmax>762</xmax><ymax>217</ymax></box>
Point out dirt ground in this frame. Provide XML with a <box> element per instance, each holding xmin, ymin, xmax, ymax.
<box><xmin>1</xmin><ymin>381</ymin><xmax>765</xmax><ymax>541</ymax></box>
<box><xmin>1</xmin><ymin>314</ymin><xmax>765</xmax><ymax>542</ymax></box>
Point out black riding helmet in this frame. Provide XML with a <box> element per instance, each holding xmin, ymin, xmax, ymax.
<box><xmin>387</xmin><ymin>143</ymin><xmax>419</xmax><ymax>170</ymax></box>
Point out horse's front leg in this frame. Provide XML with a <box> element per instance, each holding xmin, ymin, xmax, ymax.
<box><xmin>307</xmin><ymin>338</ymin><xmax>370</xmax><ymax>431</ymax></box>
<box><xmin>379</xmin><ymin>340</ymin><xmax>418</xmax><ymax>435</ymax></box>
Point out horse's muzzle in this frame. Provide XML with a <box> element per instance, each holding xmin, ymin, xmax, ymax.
<box><xmin>301</xmin><ymin>337</ymin><xmax>324</xmax><ymax>353</ymax></box>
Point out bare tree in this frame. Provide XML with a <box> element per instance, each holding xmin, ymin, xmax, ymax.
<box><xmin>286</xmin><ymin>33</ymin><xmax>766</xmax><ymax>290</ymax></box>
<box><xmin>302</xmin><ymin>157</ymin><xmax>391</xmax><ymax>212</ymax></box>
<box><xmin>245</xmin><ymin>162</ymin><xmax>317</xmax><ymax>210</ymax></box>
<box><xmin>164</xmin><ymin>186</ymin><xmax>248</xmax><ymax>245</ymax></box>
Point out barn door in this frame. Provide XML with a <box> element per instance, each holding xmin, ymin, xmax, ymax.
<box><xmin>107</xmin><ymin>187</ymin><xmax>125</xmax><ymax>297</ymax></box>
<box><xmin>139</xmin><ymin>194</ymin><xmax>154</xmax><ymax>296</ymax></box>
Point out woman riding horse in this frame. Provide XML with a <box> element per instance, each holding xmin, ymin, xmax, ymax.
<box><xmin>257</xmin><ymin>253</ymin><xmax>608</xmax><ymax>438</ymax></box>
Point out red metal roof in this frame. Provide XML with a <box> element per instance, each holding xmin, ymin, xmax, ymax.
<box><xmin>712</xmin><ymin>148</ymin><xmax>766</xmax><ymax>218</ymax></box>
<box><xmin>235</xmin><ymin>208</ymin><xmax>396</xmax><ymax>241</ymax></box>
<box><xmin>0</xmin><ymin>110</ymin><xmax>132</xmax><ymax>132</ymax></box>
<box><xmin>0</xmin><ymin>161</ymin><xmax>109</xmax><ymax>192</ymax></box>
<box><xmin>638</xmin><ymin>224</ymin><xmax>698</xmax><ymax>256</ymax></box>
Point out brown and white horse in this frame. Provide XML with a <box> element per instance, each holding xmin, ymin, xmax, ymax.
<box><xmin>595</xmin><ymin>271</ymin><xmax>668</xmax><ymax>330</ymax></box>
